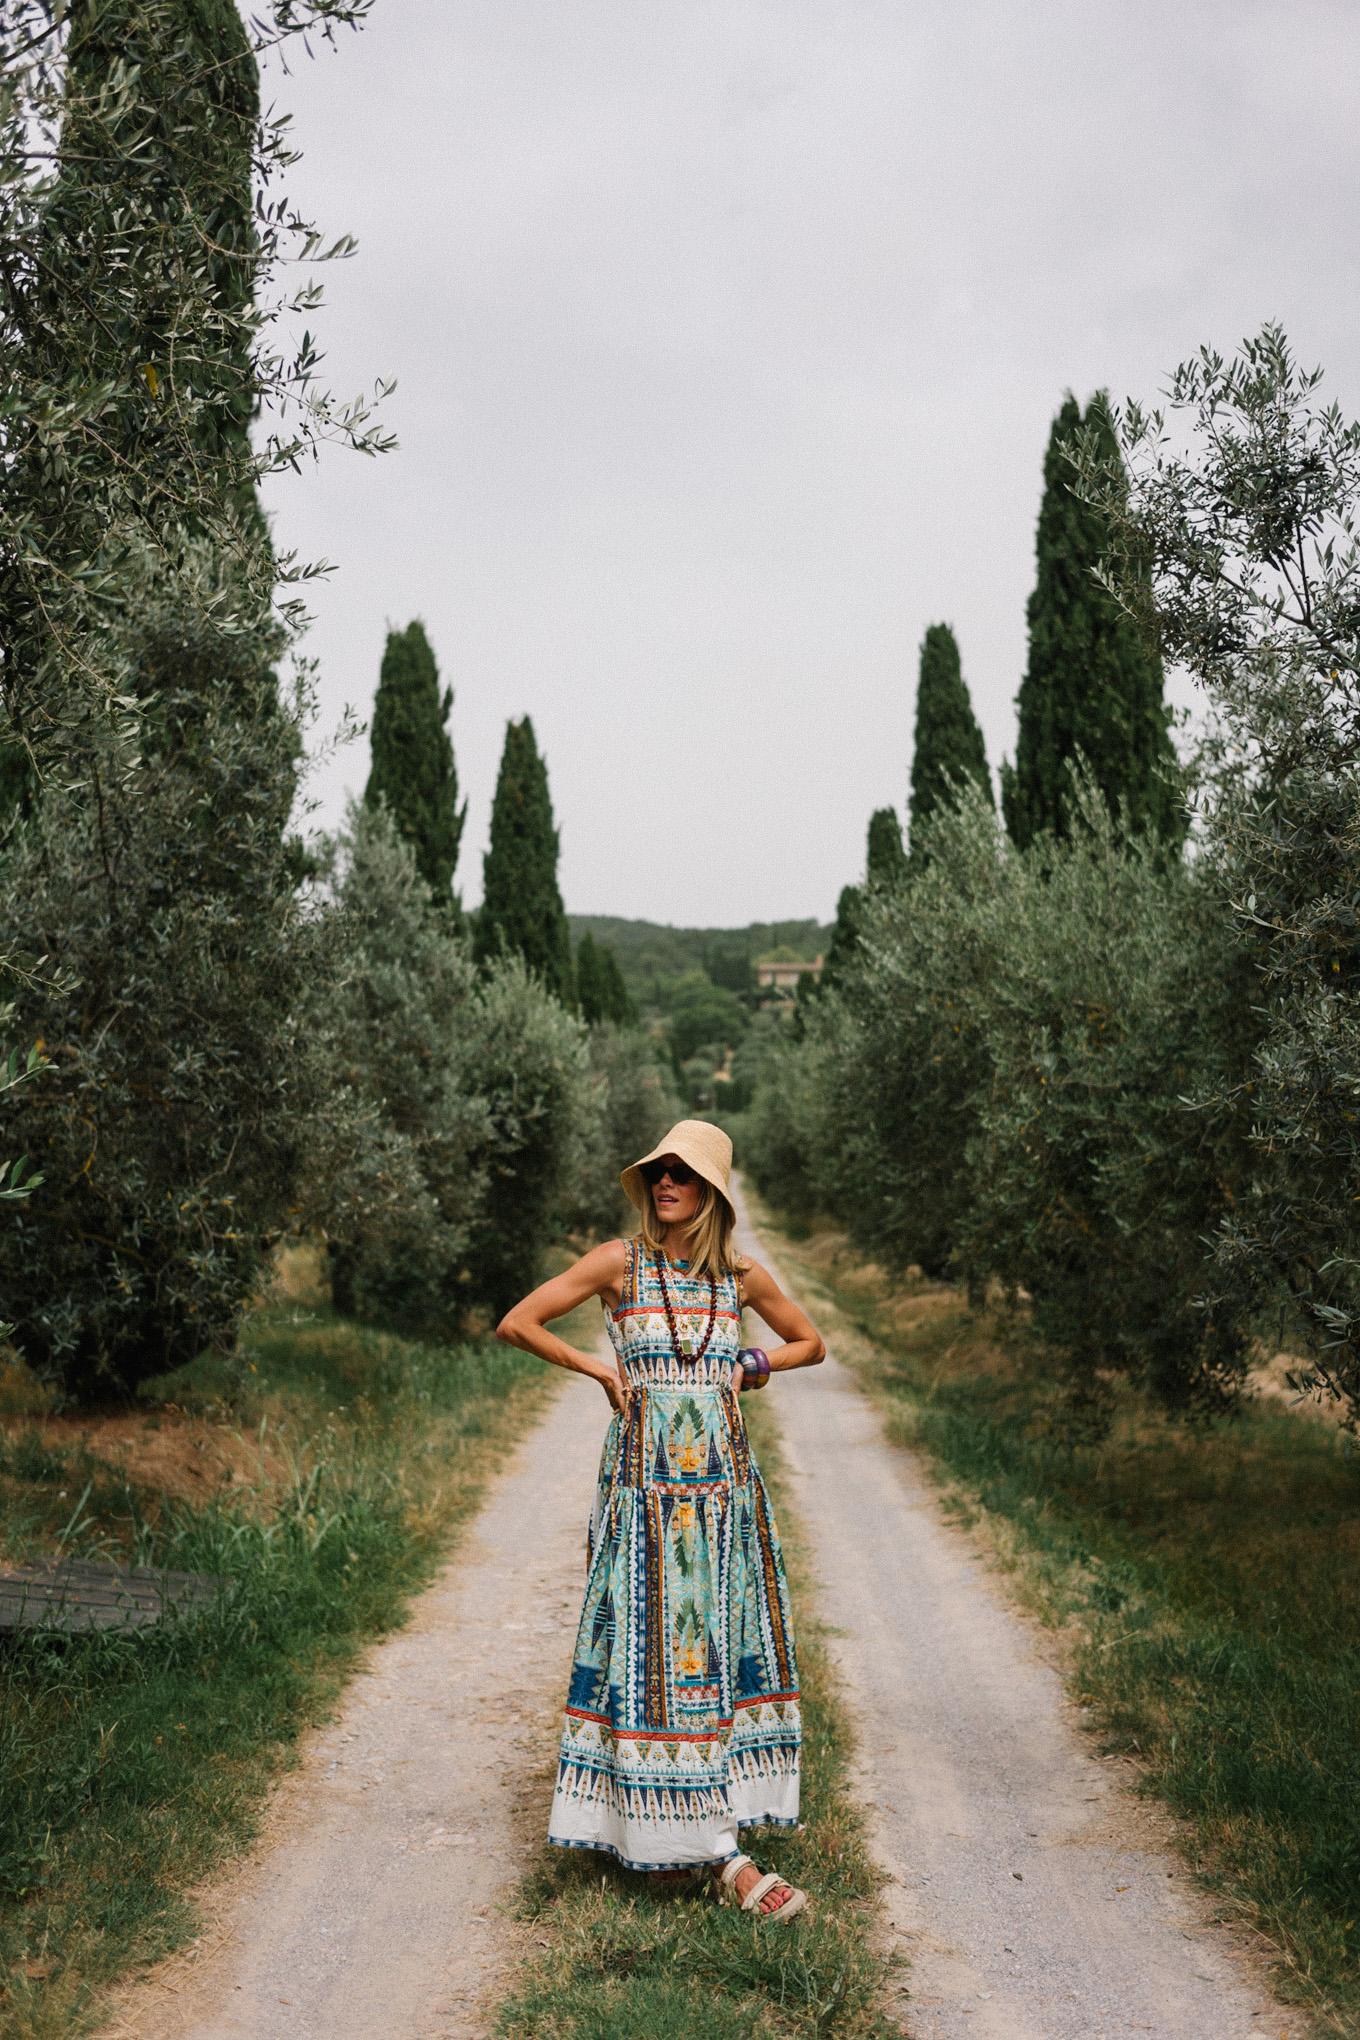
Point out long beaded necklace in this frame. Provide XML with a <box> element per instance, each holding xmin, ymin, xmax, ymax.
<box><xmin>654</xmin><ymin>1251</ymin><xmax>717</xmax><ymax>1362</ymax></box>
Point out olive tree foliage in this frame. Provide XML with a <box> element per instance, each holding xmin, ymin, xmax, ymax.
<box><xmin>0</xmin><ymin>0</ymin><xmax>400</xmax><ymax>1401</ymax></box>
<box><xmin>745</xmin><ymin>781</ymin><xmax>1260</xmax><ymax>1419</ymax></box>
<box><xmin>1074</xmin><ymin>326</ymin><xmax>1360</xmax><ymax>1418</ymax></box>
<box><xmin>0</xmin><ymin>0</ymin><xmax>391</xmax><ymax>801</ymax></box>
<box><xmin>316</xmin><ymin>807</ymin><xmax>675</xmax><ymax>1330</ymax></box>
<box><xmin>316</xmin><ymin>802</ymin><xmax>491</xmax><ymax>1332</ymax></box>
<box><xmin>747</xmin><ymin>328</ymin><xmax>1360</xmax><ymax>1423</ymax></box>
<box><xmin>0</xmin><ymin>1029</ymin><xmax>47</xmax><ymax>1343</ymax></box>
<box><xmin>0</xmin><ymin>1032</ymin><xmax>46</xmax><ymax>1204</ymax></box>
<box><xmin>0</xmin><ymin>584</ymin><xmax>331</xmax><ymax>1400</ymax></box>
<box><xmin>318</xmin><ymin>803</ymin><xmax>594</xmax><ymax>1328</ymax></box>
<box><xmin>940</xmin><ymin>785</ymin><xmax>1254</xmax><ymax>1417</ymax></box>
<box><xmin>578</xmin><ymin>1022</ymin><xmax>684</xmax><ymax>1230</ymax></box>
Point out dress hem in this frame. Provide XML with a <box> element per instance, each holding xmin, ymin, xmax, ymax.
<box><xmin>547</xmin><ymin>1817</ymin><xmax>800</xmax><ymax>1875</ymax></box>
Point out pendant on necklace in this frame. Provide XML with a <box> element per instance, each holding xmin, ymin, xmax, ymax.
<box><xmin>681</xmin><ymin>1336</ymin><xmax>693</xmax><ymax>1356</ymax></box>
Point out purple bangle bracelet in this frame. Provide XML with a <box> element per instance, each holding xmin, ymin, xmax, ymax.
<box><xmin>738</xmin><ymin>1347</ymin><xmax>771</xmax><ymax>1382</ymax></box>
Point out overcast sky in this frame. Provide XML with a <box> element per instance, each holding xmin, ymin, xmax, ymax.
<box><xmin>258</xmin><ymin>0</ymin><xmax>1360</xmax><ymax>928</ymax></box>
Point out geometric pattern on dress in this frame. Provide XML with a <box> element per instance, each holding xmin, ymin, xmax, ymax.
<box><xmin>548</xmin><ymin>1239</ymin><xmax>802</xmax><ymax>1871</ymax></box>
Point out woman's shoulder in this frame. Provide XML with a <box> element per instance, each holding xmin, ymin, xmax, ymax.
<box><xmin>568</xmin><ymin>1236</ymin><xmax>631</xmax><ymax>1285</ymax></box>
<box><xmin>721</xmin><ymin>1253</ymin><xmax>751</xmax><ymax>1299</ymax></box>
<box><xmin>592</xmin><ymin>1237</ymin><xmax>633</xmax><ymax>1272</ymax></box>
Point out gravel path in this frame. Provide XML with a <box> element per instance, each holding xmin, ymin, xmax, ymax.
<box><xmin>732</xmin><ymin>1181</ymin><xmax>1288</xmax><ymax>2040</ymax></box>
<box><xmin>104</xmin><ymin>1193</ymin><xmax>1293</xmax><ymax>2040</ymax></box>
<box><xmin>101</xmin><ymin>1369</ymin><xmax>609</xmax><ymax>2040</ymax></box>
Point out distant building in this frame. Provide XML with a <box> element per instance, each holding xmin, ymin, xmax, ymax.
<box><xmin>755</xmin><ymin>948</ymin><xmax>823</xmax><ymax>992</ymax></box>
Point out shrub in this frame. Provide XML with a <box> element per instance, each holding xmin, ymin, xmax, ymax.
<box><xmin>318</xmin><ymin>801</ymin><xmax>491</xmax><ymax>1330</ymax></box>
<box><xmin>738</xmin><ymin>1017</ymin><xmax>837</xmax><ymax>1224</ymax></box>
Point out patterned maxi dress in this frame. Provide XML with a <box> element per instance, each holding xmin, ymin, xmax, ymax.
<box><xmin>548</xmin><ymin>1240</ymin><xmax>802</xmax><ymax>1871</ymax></box>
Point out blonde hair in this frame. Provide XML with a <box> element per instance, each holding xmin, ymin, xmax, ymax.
<box><xmin>636</xmin><ymin>1180</ymin><xmax>746</xmax><ymax>1281</ymax></box>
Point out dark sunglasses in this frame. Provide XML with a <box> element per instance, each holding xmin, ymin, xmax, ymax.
<box><xmin>641</xmin><ymin>1157</ymin><xmax>696</xmax><ymax>1188</ymax></box>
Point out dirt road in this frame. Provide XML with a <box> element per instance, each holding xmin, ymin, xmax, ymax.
<box><xmin>107</xmin><ymin>1192</ymin><xmax>1288</xmax><ymax>2040</ymax></box>
<box><xmin>103</xmin><ymin>1369</ymin><xmax>608</xmax><ymax>2040</ymax></box>
<box><xmin>732</xmin><ymin>1181</ymin><xmax>1284</xmax><ymax>2040</ymax></box>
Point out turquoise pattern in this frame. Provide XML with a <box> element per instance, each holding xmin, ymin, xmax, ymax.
<box><xmin>548</xmin><ymin>1239</ymin><xmax>801</xmax><ymax>1870</ymax></box>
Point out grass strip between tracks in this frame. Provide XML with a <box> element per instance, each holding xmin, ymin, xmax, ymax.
<box><xmin>748</xmin><ymin>1187</ymin><xmax>1360</xmax><ymax>2039</ymax></box>
<box><xmin>0</xmin><ymin>1277</ymin><xmax>553</xmax><ymax>2040</ymax></box>
<box><xmin>496</xmin><ymin>1386</ymin><xmax>899</xmax><ymax>2040</ymax></box>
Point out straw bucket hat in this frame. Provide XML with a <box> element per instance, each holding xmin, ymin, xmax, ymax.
<box><xmin>621</xmin><ymin>1120</ymin><xmax>735</xmax><ymax>1223</ymax></box>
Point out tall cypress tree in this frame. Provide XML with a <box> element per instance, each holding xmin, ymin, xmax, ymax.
<box><xmin>820</xmin><ymin>810</ymin><xmax>906</xmax><ymax>995</ymax></box>
<box><xmin>475</xmin><ymin>717</ymin><xmax>574</xmax><ymax>1004</ymax></box>
<box><xmin>577</xmin><ymin>932</ymin><xmax>637</xmax><ymax>1026</ymax></box>
<box><xmin>364</xmin><ymin>621</ymin><xmax>466</xmax><ymax>907</ymax></box>
<box><xmin>817</xmin><ymin>884</ymin><xmax>863</xmax><ymax>996</ymax></box>
<box><xmin>909</xmin><ymin>624</ymin><xmax>992</xmax><ymax>856</ymax></box>
<box><xmin>1002</xmin><ymin>396</ymin><xmax>1179</xmax><ymax>849</ymax></box>
<box><xmin>866</xmin><ymin>806</ymin><xmax>908</xmax><ymax>886</ymax></box>
<box><xmin>601</xmin><ymin>942</ymin><xmax>638</xmax><ymax>1025</ymax></box>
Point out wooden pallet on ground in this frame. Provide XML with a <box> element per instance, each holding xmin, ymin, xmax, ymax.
<box><xmin>0</xmin><ymin>1557</ymin><xmax>228</xmax><ymax>1634</ymax></box>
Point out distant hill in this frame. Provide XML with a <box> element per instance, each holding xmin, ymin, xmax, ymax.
<box><xmin>568</xmin><ymin>915</ymin><xmax>833</xmax><ymax>999</ymax></box>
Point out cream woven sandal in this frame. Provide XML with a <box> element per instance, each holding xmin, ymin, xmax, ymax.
<box><xmin>716</xmin><ymin>1853</ymin><xmax>808</xmax><ymax>1923</ymax></box>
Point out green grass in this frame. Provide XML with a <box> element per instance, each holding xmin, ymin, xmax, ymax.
<box><xmin>0</xmin><ymin>1295</ymin><xmax>553</xmax><ymax>2039</ymax></box>
<box><xmin>494</xmin><ymin>1390</ymin><xmax>898</xmax><ymax>2040</ymax></box>
<box><xmin>753</xmin><ymin>1200</ymin><xmax>1360</xmax><ymax>2036</ymax></box>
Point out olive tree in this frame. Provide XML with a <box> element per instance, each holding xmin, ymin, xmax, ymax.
<box><xmin>0</xmin><ymin>596</ymin><xmax>329</xmax><ymax>1398</ymax></box>
<box><xmin>1078</xmin><ymin>328</ymin><xmax>1360</xmax><ymax>1419</ymax></box>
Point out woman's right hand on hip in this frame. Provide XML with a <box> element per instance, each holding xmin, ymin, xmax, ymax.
<box><xmin>595</xmin><ymin>1364</ymin><xmax>629</xmax><ymax>1415</ymax></box>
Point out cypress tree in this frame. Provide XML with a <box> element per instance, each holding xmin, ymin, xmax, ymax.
<box><xmin>601</xmin><ymin>942</ymin><xmax>637</xmax><ymax>1026</ymax></box>
<box><xmin>364</xmin><ymin>621</ymin><xmax>466</xmax><ymax>907</ymax></box>
<box><xmin>576</xmin><ymin>930</ymin><xmax>603</xmax><ymax>1022</ymax></box>
<box><xmin>909</xmin><ymin>625</ymin><xmax>992</xmax><ymax>856</ymax></box>
<box><xmin>817</xmin><ymin>884</ymin><xmax>863</xmax><ymax>996</ymax></box>
<box><xmin>475</xmin><ymin>717</ymin><xmax>574</xmax><ymax>1005</ymax></box>
<box><xmin>820</xmin><ymin>810</ymin><xmax>906</xmax><ymax>995</ymax></box>
<box><xmin>577</xmin><ymin>932</ymin><xmax>638</xmax><ymax>1027</ymax></box>
<box><xmin>1002</xmin><ymin>395</ymin><xmax>1179</xmax><ymax>849</ymax></box>
<box><xmin>866</xmin><ymin>806</ymin><xmax>908</xmax><ymax>886</ymax></box>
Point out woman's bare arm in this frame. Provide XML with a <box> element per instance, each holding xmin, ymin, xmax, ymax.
<box><xmin>496</xmin><ymin>1239</ymin><xmax>631</xmax><ymax>1412</ymax></box>
<box><xmin>740</xmin><ymin>1261</ymin><xmax>825</xmax><ymax>1373</ymax></box>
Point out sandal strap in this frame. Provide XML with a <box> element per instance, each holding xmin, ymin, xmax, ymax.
<box><xmin>717</xmin><ymin>1853</ymin><xmax>754</xmax><ymax>1893</ymax></box>
<box><xmin>740</xmin><ymin>1871</ymin><xmax>787</xmax><ymax>1914</ymax></box>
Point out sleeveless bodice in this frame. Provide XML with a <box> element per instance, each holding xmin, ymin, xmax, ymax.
<box><xmin>599</xmin><ymin>1241</ymin><xmax>749</xmax><ymax>1491</ymax></box>
<box><xmin>605</xmin><ymin>1240</ymin><xmax>742</xmax><ymax>1390</ymax></box>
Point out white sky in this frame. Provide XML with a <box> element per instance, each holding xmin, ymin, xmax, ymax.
<box><xmin>259</xmin><ymin>0</ymin><xmax>1360</xmax><ymax>926</ymax></box>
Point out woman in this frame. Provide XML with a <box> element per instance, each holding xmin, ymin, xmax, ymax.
<box><xmin>497</xmin><ymin>1120</ymin><xmax>825</xmax><ymax>1922</ymax></box>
